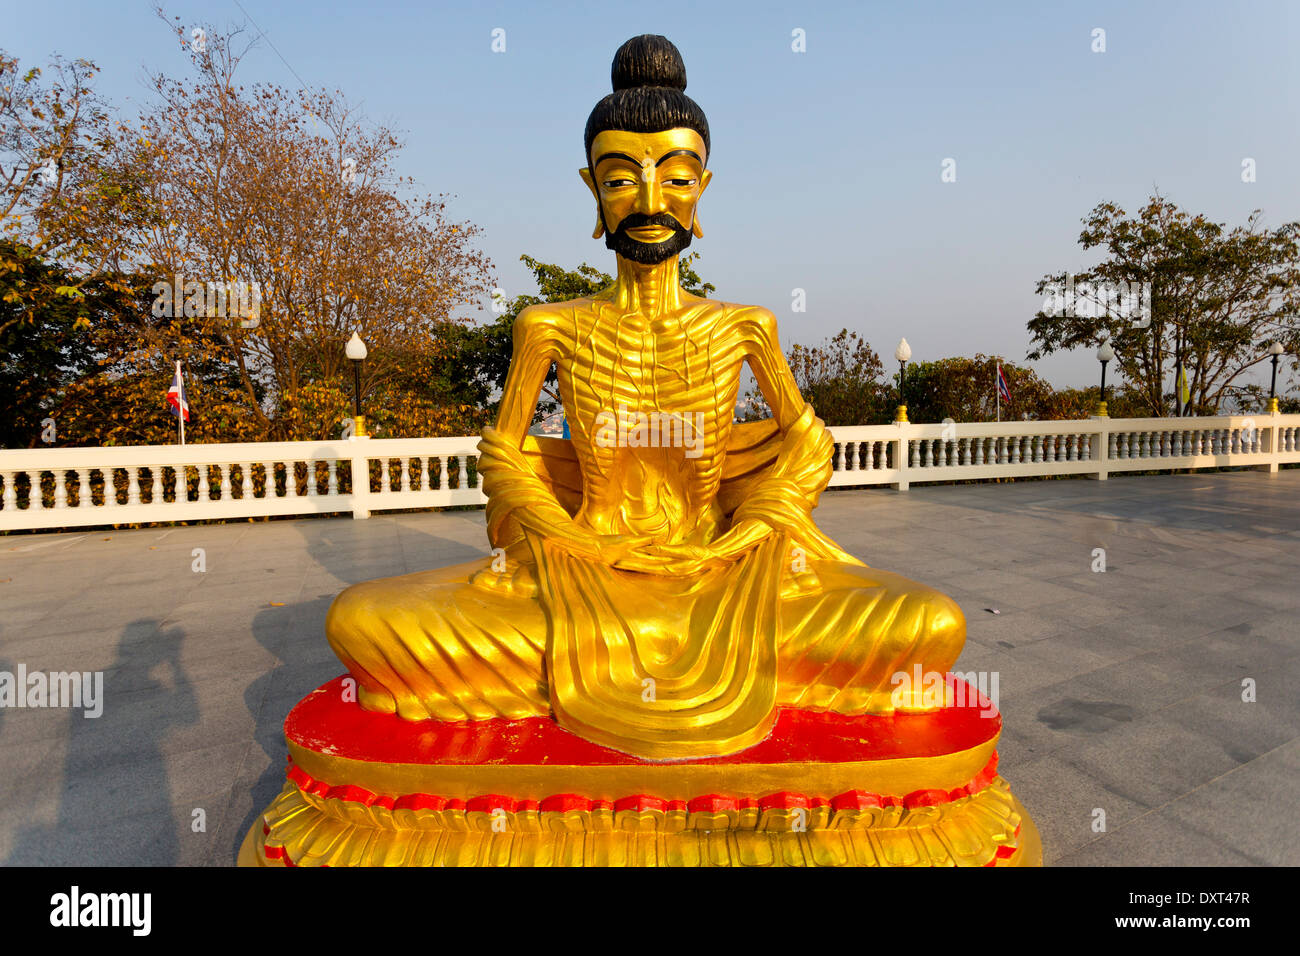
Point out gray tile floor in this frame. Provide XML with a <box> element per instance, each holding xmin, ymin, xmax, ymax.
<box><xmin>1</xmin><ymin>470</ymin><xmax>1296</xmax><ymax>865</ymax></box>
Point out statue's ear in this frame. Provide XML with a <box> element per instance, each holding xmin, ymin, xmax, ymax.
<box><xmin>579</xmin><ymin>167</ymin><xmax>599</xmax><ymax>200</ymax></box>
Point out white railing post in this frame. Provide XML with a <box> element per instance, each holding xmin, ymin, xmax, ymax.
<box><xmin>349</xmin><ymin>433</ymin><xmax>372</xmax><ymax>519</ymax></box>
<box><xmin>891</xmin><ymin>422</ymin><xmax>910</xmax><ymax>491</ymax></box>
<box><xmin>1093</xmin><ymin>417</ymin><xmax>1110</xmax><ymax>481</ymax></box>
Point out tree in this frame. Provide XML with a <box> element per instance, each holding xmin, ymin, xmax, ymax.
<box><xmin>1028</xmin><ymin>193</ymin><xmax>1300</xmax><ymax>415</ymax></box>
<box><xmin>107</xmin><ymin>17</ymin><xmax>495</xmax><ymax>440</ymax></box>
<box><xmin>0</xmin><ymin>50</ymin><xmax>143</xmax><ymax>342</ymax></box>
<box><xmin>742</xmin><ymin>329</ymin><xmax>889</xmax><ymax>425</ymax></box>
<box><xmin>902</xmin><ymin>355</ymin><xmax>1053</xmax><ymax>423</ymax></box>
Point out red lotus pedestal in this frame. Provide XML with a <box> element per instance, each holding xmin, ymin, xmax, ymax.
<box><xmin>240</xmin><ymin>675</ymin><xmax>1041</xmax><ymax>867</ymax></box>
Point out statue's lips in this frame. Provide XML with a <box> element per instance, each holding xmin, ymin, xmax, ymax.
<box><xmin>625</xmin><ymin>225</ymin><xmax>676</xmax><ymax>242</ymax></box>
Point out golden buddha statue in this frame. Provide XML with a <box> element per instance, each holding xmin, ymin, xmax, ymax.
<box><xmin>244</xmin><ymin>35</ymin><xmax>1040</xmax><ymax>867</ymax></box>
<box><xmin>324</xmin><ymin>34</ymin><xmax>965</xmax><ymax>761</ymax></box>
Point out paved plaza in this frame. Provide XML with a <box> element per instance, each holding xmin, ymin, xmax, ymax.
<box><xmin>1</xmin><ymin>470</ymin><xmax>1297</xmax><ymax>866</ymax></box>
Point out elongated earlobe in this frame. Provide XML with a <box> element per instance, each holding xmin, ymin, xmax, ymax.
<box><xmin>691</xmin><ymin>213</ymin><xmax>703</xmax><ymax>238</ymax></box>
<box><xmin>593</xmin><ymin>209</ymin><xmax>605</xmax><ymax>239</ymax></box>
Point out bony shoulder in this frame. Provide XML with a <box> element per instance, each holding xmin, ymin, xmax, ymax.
<box><xmin>513</xmin><ymin>303</ymin><xmax>566</xmax><ymax>334</ymax></box>
<box><xmin>722</xmin><ymin>304</ymin><xmax>780</xmax><ymax>339</ymax></box>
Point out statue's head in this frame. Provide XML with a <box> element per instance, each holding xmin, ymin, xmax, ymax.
<box><xmin>581</xmin><ymin>35</ymin><xmax>712</xmax><ymax>265</ymax></box>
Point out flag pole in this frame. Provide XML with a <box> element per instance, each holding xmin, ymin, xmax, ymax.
<box><xmin>177</xmin><ymin>360</ymin><xmax>186</xmax><ymax>446</ymax></box>
<box><xmin>995</xmin><ymin>358</ymin><xmax>1001</xmax><ymax>423</ymax></box>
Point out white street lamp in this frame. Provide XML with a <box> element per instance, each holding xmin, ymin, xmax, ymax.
<box><xmin>1268</xmin><ymin>341</ymin><xmax>1285</xmax><ymax>413</ymax></box>
<box><xmin>894</xmin><ymin>338</ymin><xmax>912</xmax><ymax>423</ymax></box>
<box><xmin>346</xmin><ymin>332</ymin><xmax>368</xmax><ymax>436</ymax></box>
<box><xmin>1095</xmin><ymin>341</ymin><xmax>1114</xmax><ymax>418</ymax></box>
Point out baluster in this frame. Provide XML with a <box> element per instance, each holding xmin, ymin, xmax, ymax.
<box><xmin>50</xmin><ymin>470</ymin><xmax>66</xmax><ymax>510</ymax></box>
<box><xmin>401</xmin><ymin>458</ymin><xmax>412</xmax><ymax>494</ymax></box>
<box><xmin>1081</xmin><ymin>435</ymin><xmax>1091</xmax><ymax>459</ymax></box>
<box><xmin>127</xmin><ymin>466</ymin><xmax>141</xmax><ymax>506</ymax></box>
<box><xmin>458</xmin><ymin>455</ymin><xmax>469</xmax><ymax>489</ymax></box>
<box><xmin>78</xmin><ymin>468</ymin><xmax>91</xmax><ymax>509</ymax></box>
<box><xmin>219</xmin><ymin>463</ymin><xmax>232</xmax><ymax>500</ymax></box>
<box><xmin>198</xmin><ymin>464</ymin><xmax>211</xmax><ymax>501</ymax></box>
<box><xmin>381</xmin><ymin>458</ymin><xmax>392</xmax><ymax>494</ymax></box>
<box><xmin>239</xmin><ymin>462</ymin><xmax>251</xmax><ymax>500</ymax></box>
<box><xmin>3</xmin><ymin>471</ymin><xmax>17</xmax><ymax>512</ymax></box>
<box><xmin>922</xmin><ymin>440</ymin><xmax>932</xmax><ymax>467</ymax></box>
<box><xmin>834</xmin><ymin>442</ymin><xmax>844</xmax><ymax>472</ymax></box>
<box><xmin>910</xmin><ymin>441</ymin><xmax>919</xmax><ymax>468</ymax></box>
<box><xmin>1107</xmin><ymin>433</ymin><xmax>1116</xmax><ymax>460</ymax></box>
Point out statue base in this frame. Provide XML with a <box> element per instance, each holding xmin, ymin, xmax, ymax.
<box><xmin>240</xmin><ymin>676</ymin><xmax>1041</xmax><ymax>867</ymax></box>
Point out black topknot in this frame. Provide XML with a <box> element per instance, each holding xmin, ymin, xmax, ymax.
<box><xmin>611</xmin><ymin>34</ymin><xmax>687</xmax><ymax>91</ymax></box>
<box><xmin>585</xmin><ymin>34</ymin><xmax>710</xmax><ymax>165</ymax></box>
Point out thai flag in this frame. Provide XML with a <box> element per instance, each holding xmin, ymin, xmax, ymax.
<box><xmin>996</xmin><ymin>363</ymin><xmax>1011</xmax><ymax>403</ymax></box>
<box><xmin>167</xmin><ymin>364</ymin><xmax>190</xmax><ymax>422</ymax></box>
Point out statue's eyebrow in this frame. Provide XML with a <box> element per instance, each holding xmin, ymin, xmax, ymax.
<box><xmin>593</xmin><ymin>149</ymin><xmax>704</xmax><ymax>169</ymax></box>
<box><xmin>593</xmin><ymin>152</ymin><xmax>641</xmax><ymax>167</ymax></box>
<box><xmin>655</xmin><ymin>149</ymin><xmax>702</xmax><ymax>166</ymax></box>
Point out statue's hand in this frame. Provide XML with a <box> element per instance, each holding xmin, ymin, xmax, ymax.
<box><xmin>612</xmin><ymin>520</ymin><xmax>773</xmax><ymax>575</ymax></box>
<box><xmin>552</xmin><ymin>531</ymin><xmax>656</xmax><ymax>565</ymax></box>
<box><xmin>707</xmin><ymin>518</ymin><xmax>773</xmax><ymax>562</ymax></box>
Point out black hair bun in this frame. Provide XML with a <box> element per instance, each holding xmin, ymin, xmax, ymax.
<box><xmin>611</xmin><ymin>35</ymin><xmax>687</xmax><ymax>92</ymax></box>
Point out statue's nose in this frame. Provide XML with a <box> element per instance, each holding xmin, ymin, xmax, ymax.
<box><xmin>634</xmin><ymin>176</ymin><xmax>666</xmax><ymax>216</ymax></box>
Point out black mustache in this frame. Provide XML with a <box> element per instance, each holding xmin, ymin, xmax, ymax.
<box><xmin>615</xmin><ymin>213</ymin><xmax>688</xmax><ymax>234</ymax></box>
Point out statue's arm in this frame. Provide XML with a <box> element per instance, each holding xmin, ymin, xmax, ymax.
<box><xmin>482</xmin><ymin>306</ymin><xmax>647</xmax><ymax>561</ymax></box>
<box><xmin>482</xmin><ymin>307</ymin><xmax>593</xmax><ymax>546</ymax></box>
<box><xmin>493</xmin><ymin>307</ymin><xmax>559</xmax><ymax>444</ymax></box>
<box><xmin>738</xmin><ymin>306</ymin><xmax>806</xmax><ymax>434</ymax></box>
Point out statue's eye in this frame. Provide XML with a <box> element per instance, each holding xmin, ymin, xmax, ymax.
<box><xmin>666</xmin><ymin>178</ymin><xmax>697</xmax><ymax>187</ymax></box>
<box><xmin>603</xmin><ymin>178</ymin><xmax>635</xmax><ymax>188</ymax></box>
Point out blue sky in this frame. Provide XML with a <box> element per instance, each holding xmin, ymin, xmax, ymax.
<box><xmin>6</xmin><ymin>0</ymin><xmax>1298</xmax><ymax>388</ymax></box>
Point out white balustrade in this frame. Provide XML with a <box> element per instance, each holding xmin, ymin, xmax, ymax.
<box><xmin>2</xmin><ymin>416</ymin><xmax>1296</xmax><ymax>531</ymax></box>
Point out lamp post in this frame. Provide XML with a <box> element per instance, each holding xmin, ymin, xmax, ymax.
<box><xmin>1095</xmin><ymin>341</ymin><xmax>1114</xmax><ymax>418</ymax></box>
<box><xmin>894</xmin><ymin>337</ymin><xmax>912</xmax><ymax>423</ymax></box>
<box><xmin>346</xmin><ymin>332</ymin><xmax>368</xmax><ymax>437</ymax></box>
<box><xmin>1268</xmin><ymin>341</ymin><xmax>1285</xmax><ymax>413</ymax></box>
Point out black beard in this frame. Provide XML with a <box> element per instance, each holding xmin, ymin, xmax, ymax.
<box><xmin>604</xmin><ymin>212</ymin><xmax>694</xmax><ymax>264</ymax></box>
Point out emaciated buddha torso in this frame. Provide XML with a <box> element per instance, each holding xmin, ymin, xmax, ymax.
<box><xmin>324</xmin><ymin>41</ymin><xmax>966</xmax><ymax>760</ymax></box>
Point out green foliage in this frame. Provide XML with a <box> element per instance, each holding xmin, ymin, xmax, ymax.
<box><xmin>903</xmin><ymin>355</ymin><xmax>1053</xmax><ymax>423</ymax></box>
<box><xmin>742</xmin><ymin>328</ymin><xmax>889</xmax><ymax>426</ymax></box>
<box><xmin>1028</xmin><ymin>193</ymin><xmax>1300</xmax><ymax>415</ymax></box>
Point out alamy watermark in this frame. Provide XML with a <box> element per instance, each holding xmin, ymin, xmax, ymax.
<box><xmin>151</xmin><ymin>274</ymin><xmax>261</xmax><ymax>327</ymax></box>
<box><xmin>0</xmin><ymin>665</ymin><xmax>104</xmax><ymax>718</ymax></box>
<box><xmin>1041</xmin><ymin>273</ymin><xmax>1150</xmax><ymax>327</ymax></box>
<box><xmin>594</xmin><ymin>404</ymin><xmax>705</xmax><ymax>459</ymax></box>
<box><xmin>890</xmin><ymin>664</ymin><xmax>999</xmax><ymax>718</ymax></box>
